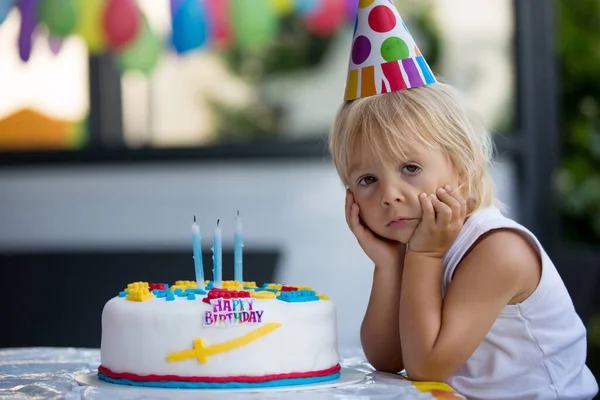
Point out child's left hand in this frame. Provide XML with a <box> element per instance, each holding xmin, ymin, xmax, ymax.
<box><xmin>407</xmin><ymin>185</ymin><xmax>467</xmax><ymax>259</ymax></box>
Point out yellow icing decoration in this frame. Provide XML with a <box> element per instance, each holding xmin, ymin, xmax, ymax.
<box><xmin>125</xmin><ymin>282</ymin><xmax>149</xmax><ymax>292</ymax></box>
<box><xmin>243</xmin><ymin>281</ymin><xmax>257</xmax><ymax>288</ymax></box>
<box><xmin>126</xmin><ymin>288</ymin><xmax>154</xmax><ymax>302</ymax></box>
<box><xmin>166</xmin><ymin>322</ymin><xmax>282</xmax><ymax>364</ymax></box>
<box><xmin>266</xmin><ymin>283</ymin><xmax>282</xmax><ymax>290</ymax></box>
<box><xmin>318</xmin><ymin>294</ymin><xmax>330</xmax><ymax>300</ymax></box>
<box><xmin>252</xmin><ymin>291</ymin><xmax>275</xmax><ymax>299</ymax></box>
<box><xmin>221</xmin><ymin>280</ymin><xmax>243</xmax><ymax>290</ymax></box>
<box><xmin>296</xmin><ymin>286</ymin><xmax>313</xmax><ymax>291</ymax></box>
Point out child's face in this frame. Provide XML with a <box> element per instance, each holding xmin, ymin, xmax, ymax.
<box><xmin>347</xmin><ymin>141</ymin><xmax>463</xmax><ymax>244</ymax></box>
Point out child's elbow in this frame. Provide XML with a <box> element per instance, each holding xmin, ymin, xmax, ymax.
<box><xmin>404</xmin><ymin>361</ymin><xmax>453</xmax><ymax>383</ymax></box>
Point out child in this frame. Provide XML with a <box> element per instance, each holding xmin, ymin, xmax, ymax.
<box><xmin>329</xmin><ymin>1</ymin><xmax>598</xmax><ymax>399</ymax></box>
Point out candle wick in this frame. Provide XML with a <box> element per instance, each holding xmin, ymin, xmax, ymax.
<box><xmin>237</xmin><ymin>210</ymin><xmax>239</xmax><ymax>216</ymax></box>
<box><xmin>194</xmin><ymin>215</ymin><xmax>196</xmax><ymax>223</ymax></box>
<box><xmin>217</xmin><ymin>219</ymin><xmax>220</xmax><ymax>227</ymax></box>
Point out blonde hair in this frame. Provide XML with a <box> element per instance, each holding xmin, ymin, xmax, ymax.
<box><xmin>329</xmin><ymin>82</ymin><xmax>501</xmax><ymax>215</ymax></box>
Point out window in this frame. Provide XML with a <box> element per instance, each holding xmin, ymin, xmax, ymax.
<box><xmin>0</xmin><ymin>9</ymin><xmax>89</xmax><ymax>152</ymax></box>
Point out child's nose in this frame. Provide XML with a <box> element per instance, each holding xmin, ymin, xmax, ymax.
<box><xmin>380</xmin><ymin>182</ymin><xmax>406</xmax><ymax>207</ymax></box>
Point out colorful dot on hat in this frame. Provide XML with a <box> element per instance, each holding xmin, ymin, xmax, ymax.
<box><xmin>359</xmin><ymin>0</ymin><xmax>375</xmax><ymax>8</ymax></box>
<box><xmin>381</xmin><ymin>36</ymin><xmax>409</xmax><ymax>62</ymax></box>
<box><xmin>368</xmin><ymin>5</ymin><xmax>396</xmax><ymax>33</ymax></box>
<box><xmin>352</xmin><ymin>35</ymin><xmax>371</xmax><ymax>65</ymax></box>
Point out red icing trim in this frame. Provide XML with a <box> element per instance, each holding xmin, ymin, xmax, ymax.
<box><xmin>202</xmin><ymin>288</ymin><xmax>251</xmax><ymax>304</ymax></box>
<box><xmin>280</xmin><ymin>286</ymin><xmax>298</xmax><ymax>292</ymax></box>
<box><xmin>149</xmin><ymin>283</ymin><xmax>166</xmax><ymax>291</ymax></box>
<box><xmin>98</xmin><ymin>364</ymin><xmax>341</xmax><ymax>383</ymax></box>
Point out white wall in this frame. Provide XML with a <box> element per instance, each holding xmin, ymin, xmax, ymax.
<box><xmin>0</xmin><ymin>157</ymin><xmax>517</xmax><ymax>348</ymax></box>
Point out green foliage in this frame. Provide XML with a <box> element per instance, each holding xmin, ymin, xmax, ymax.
<box><xmin>556</xmin><ymin>0</ymin><xmax>600</xmax><ymax>244</ymax></box>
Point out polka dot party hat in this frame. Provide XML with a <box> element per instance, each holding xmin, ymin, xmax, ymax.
<box><xmin>344</xmin><ymin>0</ymin><xmax>436</xmax><ymax>101</ymax></box>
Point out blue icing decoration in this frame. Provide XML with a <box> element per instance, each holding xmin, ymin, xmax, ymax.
<box><xmin>187</xmin><ymin>292</ymin><xmax>196</xmax><ymax>300</ymax></box>
<box><xmin>187</xmin><ymin>288</ymin><xmax>207</xmax><ymax>295</ymax></box>
<box><xmin>154</xmin><ymin>290</ymin><xmax>167</xmax><ymax>298</ymax></box>
<box><xmin>175</xmin><ymin>288</ymin><xmax>187</xmax><ymax>297</ymax></box>
<box><xmin>276</xmin><ymin>290</ymin><xmax>319</xmax><ymax>303</ymax></box>
<box><xmin>166</xmin><ymin>291</ymin><xmax>175</xmax><ymax>302</ymax></box>
<box><xmin>119</xmin><ymin>291</ymin><xmax>128</xmax><ymax>298</ymax></box>
<box><xmin>97</xmin><ymin>372</ymin><xmax>340</xmax><ymax>389</ymax></box>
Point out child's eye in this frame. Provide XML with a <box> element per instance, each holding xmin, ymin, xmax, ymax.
<box><xmin>358</xmin><ymin>176</ymin><xmax>377</xmax><ymax>186</ymax></box>
<box><xmin>402</xmin><ymin>164</ymin><xmax>420</xmax><ymax>174</ymax></box>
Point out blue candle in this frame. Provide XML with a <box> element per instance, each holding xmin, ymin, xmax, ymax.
<box><xmin>192</xmin><ymin>216</ymin><xmax>204</xmax><ymax>286</ymax></box>
<box><xmin>212</xmin><ymin>219</ymin><xmax>222</xmax><ymax>287</ymax></box>
<box><xmin>234</xmin><ymin>210</ymin><xmax>243</xmax><ymax>284</ymax></box>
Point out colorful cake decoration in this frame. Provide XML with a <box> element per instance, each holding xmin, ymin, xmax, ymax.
<box><xmin>344</xmin><ymin>0</ymin><xmax>436</xmax><ymax>101</ymax></box>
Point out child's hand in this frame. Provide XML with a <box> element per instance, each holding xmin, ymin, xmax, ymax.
<box><xmin>346</xmin><ymin>190</ymin><xmax>405</xmax><ymax>270</ymax></box>
<box><xmin>408</xmin><ymin>185</ymin><xmax>467</xmax><ymax>259</ymax></box>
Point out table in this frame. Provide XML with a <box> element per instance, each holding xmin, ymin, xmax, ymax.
<box><xmin>0</xmin><ymin>347</ymin><xmax>465</xmax><ymax>399</ymax></box>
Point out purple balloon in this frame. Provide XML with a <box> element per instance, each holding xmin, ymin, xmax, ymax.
<box><xmin>345</xmin><ymin>0</ymin><xmax>358</xmax><ymax>20</ymax></box>
<box><xmin>18</xmin><ymin>0</ymin><xmax>37</xmax><ymax>62</ymax></box>
<box><xmin>48</xmin><ymin>36</ymin><xmax>63</xmax><ymax>55</ymax></box>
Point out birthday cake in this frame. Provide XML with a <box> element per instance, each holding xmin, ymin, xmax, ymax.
<box><xmin>98</xmin><ymin>280</ymin><xmax>340</xmax><ymax>389</ymax></box>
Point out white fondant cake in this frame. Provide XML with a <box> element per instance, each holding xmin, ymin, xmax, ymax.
<box><xmin>99</xmin><ymin>281</ymin><xmax>340</xmax><ymax>388</ymax></box>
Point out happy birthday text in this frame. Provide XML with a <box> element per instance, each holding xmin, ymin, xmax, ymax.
<box><xmin>204</xmin><ymin>298</ymin><xmax>264</xmax><ymax>327</ymax></box>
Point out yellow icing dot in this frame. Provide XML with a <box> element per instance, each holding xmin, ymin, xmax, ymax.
<box><xmin>318</xmin><ymin>294</ymin><xmax>330</xmax><ymax>300</ymax></box>
<box><xmin>167</xmin><ymin>323</ymin><xmax>282</xmax><ymax>364</ymax></box>
<box><xmin>126</xmin><ymin>288</ymin><xmax>154</xmax><ymax>302</ymax></box>
<box><xmin>251</xmin><ymin>291</ymin><xmax>275</xmax><ymax>299</ymax></box>
<box><xmin>243</xmin><ymin>281</ymin><xmax>257</xmax><ymax>288</ymax></box>
<box><xmin>296</xmin><ymin>286</ymin><xmax>313</xmax><ymax>291</ymax></box>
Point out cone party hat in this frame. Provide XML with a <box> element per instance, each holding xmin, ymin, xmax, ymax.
<box><xmin>344</xmin><ymin>0</ymin><xmax>436</xmax><ymax>101</ymax></box>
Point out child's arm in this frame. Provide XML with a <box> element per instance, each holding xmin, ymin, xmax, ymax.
<box><xmin>399</xmin><ymin>188</ymin><xmax>539</xmax><ymax>382</ymax></box>
<box><xmin>345</xmin><ymin>190</ymin><xmax>406</xmax><ymax>373</ymax></box>
<box><xmin>360</xmin><ymin>248</ymin><xmax>405</xmax><ymax>373</ymax></box>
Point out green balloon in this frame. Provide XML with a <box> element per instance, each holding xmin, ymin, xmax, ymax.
<box><xmin>230</xmin><ymin>0</ymin><xmax>279</xmax><ymax>52</ymax></box>
<box><xmin>117</xmin><ymin>15</ymin><xmax>161</xmax><ymax>75</ymax></box>
<box><xmin>40</xmin><ymin>0</ymin><xmax>77</xmax><ymax>37</ymax></box>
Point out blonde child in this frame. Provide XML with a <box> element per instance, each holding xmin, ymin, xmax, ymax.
<box><xmin>330</xmin><ymin>2</ymin><xmax>597</xmax><ymax>398</ymax></box>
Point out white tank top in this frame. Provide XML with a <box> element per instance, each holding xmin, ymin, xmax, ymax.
<box><xmin>442</xmin><ymin>207</ymin><xmax>598</xmax><ymax>400</ymax></box>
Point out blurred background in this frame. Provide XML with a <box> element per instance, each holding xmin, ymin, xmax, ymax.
<box><xmin>0</xmin><ymin>0</ymin><xmax>598</xmax><ymax>377</ymax></box>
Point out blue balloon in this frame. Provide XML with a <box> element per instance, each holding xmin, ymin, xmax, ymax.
<box><xmin>0</xmin><ymin>0</ymin><xmax>14</xmax><ymax>25</ymax></box>
<box><xmin>171</xmin><ymin>0</ymin><xmax>209</xmax><ymax>54</ymax></box>
<box><xmin>296</xmin><ymin>0</ymin><xmax>319</xmax><ymax>15</ymax></box>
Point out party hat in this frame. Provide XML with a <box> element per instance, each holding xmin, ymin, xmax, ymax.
<box><xmin>344</xmin><ymin>0</ymin><xmax>436</xmax><ymax>101</ymax></box>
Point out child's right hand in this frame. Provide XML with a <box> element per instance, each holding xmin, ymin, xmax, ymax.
<box><xmin>345</xmin><ymin>190</ymin><xmax>405</xmax><ymax>270</ymax></box>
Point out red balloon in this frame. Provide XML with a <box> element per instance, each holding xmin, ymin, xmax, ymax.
<box><xmin>205</xmin><ymin>0</ymin><xmax>232</xmax><ymax>48</ymax></box>
<box><xmin>304</xmin><ymin>0</ymin><xmax>347</xmax><ymax>37</ymax></box>
<box><xmin>103</xmin><ymin>0</ymin><xmax>140</xmax><ymax>49</ymax></box>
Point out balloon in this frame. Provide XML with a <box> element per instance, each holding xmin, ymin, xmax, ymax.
<box><xmin>0</xmin><ymin>0</ymin><xmax>13</xmax><ymax>25</ymax></box>
<box><xmin>40</xmin><ymin>0</ymin><xmax>77</xmax><ymax>37</ymax></box>
<box><xmin>344</xmin><ymin>0</ymin><xmax>358</xmax><ymax>21</ymax></box>
<box><xmin>74</xmin><ymin>0</ymin><xmax>106</xmax><ymax>54</ymax></box>
<box><xmin>171</xmin><ymin>0</ymin><xmax>209</xmax><ymax>54</ymax></box>
<box><xmin>269</xmin><ymin>0</ymin><xmax>294</xmax><ymax>16</ymax></box>
<box><xmin>230</xmin><ymin>0</ymin><xmax>278</xmax><ymax>52</ymax></box>
<box><xmin>117</xmin><ymin>13</ymin><xmax>161</xmax><ymax>74</ymax></box>
<box><xmin>296</xmin><ymin>0</ymin><xmax>319</xmax><ymax>15</ymax></box>
<box><xmin>103</xmin><ymin>0</ymin><xmax>140</xmax><ymax>49</ymax></box>
<box><xmin>48</xmin><ymin>36</ymin><xmax>63</xmax><ymax>54</ymax></box>
<box><xmin>304</xmin><ymin>0</ymin><xmax>347</xmax><ymax>37</ymax></box>
<box><xmin>18</xmin><ymin>0</ymin><xmax>37</xmax><ymax>62</ymax></box>
<box><xmin>205</xmin><ymin>0</ymin><xmax>232</xmax><ymax>48</ymax></box>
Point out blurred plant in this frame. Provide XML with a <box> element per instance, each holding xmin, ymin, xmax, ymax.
<box><xmin>555</xmin><ymin>0</ymin><xmax>600</xmax><ymax>244</ymax></box>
